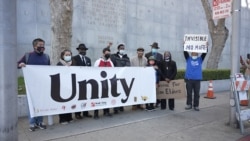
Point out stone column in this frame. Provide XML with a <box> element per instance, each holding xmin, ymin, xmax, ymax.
<box><xmin>0</xmin><ymin>0</ymin><xmax>18</xmax><ymax>140</ymax></box>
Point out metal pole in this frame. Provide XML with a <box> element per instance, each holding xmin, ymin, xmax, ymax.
<box><xmin>230</xmin><ymin>0</ymin><xmax>241</xmax><ymax>127</ymax></box>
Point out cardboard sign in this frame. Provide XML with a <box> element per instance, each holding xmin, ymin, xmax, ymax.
<box><xmin>157</xmin><ymin>79</ymin><xmax>186</xmax><ymax>99</ymax></box>
<box><xmin>184</xmin><ymin>34</ymin><xmax>208</xmax><ymax>53</ymax></box>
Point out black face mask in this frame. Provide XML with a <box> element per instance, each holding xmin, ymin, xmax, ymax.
<box><xmin>104</xmin><ymin>54</ymin><xmax>110</xmax><ymax>59</ymax></box>
<box><xmin>80</xmin><ymin>51</ymin><xmax>86</xmax><ymax>56</ymax></box>
<box><xmin>36</xmin><ymin>47</ymin><xmax>44</xmax><ymax>55</ymax></box>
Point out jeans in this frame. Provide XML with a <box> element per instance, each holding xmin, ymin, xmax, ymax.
<box><xmin>28</xmin><ymin>110</ymin><xmax>43</xmax><ymax>126</ymax></box>
<box><xmin>186</xmin><ymin>79</ymin><xmax>200</xmax><ymax>107</ymax></box>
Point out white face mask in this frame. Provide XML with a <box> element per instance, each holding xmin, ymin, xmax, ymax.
<box><xmin>119</xmin><ymin>50</ymin><xmax>125</xmax><ymax>55</ymax></box>
<box><xmin>64</xmin><ymin>56</ymin><xmax>72</xmax><ymax>62</ymax></box>
<box><xmin>192</xmin><ymin>56</ymin><xmax>198</xmax><ymax>60</ymax></box>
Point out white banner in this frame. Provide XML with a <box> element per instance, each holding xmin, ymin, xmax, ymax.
<box><xmin>184</xmin><ymin>34</ymin><xmax>208</xmax><ymax>53</ymax></box>
<box><xmin>212</xmin><ymin>0</ymin><xmax>232</xmax><ymax>20</ymax></box>
<box><xmin>23</xmin><ymin>65</ymin><xmax>156</xmax><ymax>117</ymax></box>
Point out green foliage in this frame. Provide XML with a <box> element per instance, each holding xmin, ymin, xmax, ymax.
<box><xmin>176</xmin><ymin>69</ymin><xmax>231</xmax><ymax>81</ymax></box>
<box><xmin>18</xmin><ymin>77</ymin><xmax>26</xmax><ymax>95</ymax></box>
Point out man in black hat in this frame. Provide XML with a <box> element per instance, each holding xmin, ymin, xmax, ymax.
<box><xmin>73</xmin><ymin>43</ymin><xmax>92</xmax><ymax>119</ymax></box>
<box><xmin>145</xmin><ymin>42</ymin><xmax>163</xmax><ymax>108</ymax></box>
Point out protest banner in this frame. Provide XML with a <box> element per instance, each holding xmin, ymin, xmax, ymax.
<box><xmin>184</xmin><ymin>34</ymin><xmax>208</xmax><ymax>53</ymax></box>
<box><xmin>22</xmin><ymin>65</ymin><xmax>156</xmax><ymax>117</ymax></box>
<box><xmin>157</xmin><ymin>79</ymin><xmax>186</xmax><ymax>99</ymax></box>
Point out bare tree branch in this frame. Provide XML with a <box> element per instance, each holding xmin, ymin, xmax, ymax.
<box><xmin>201</xmin><ymin>0</ymin><xmax>215</xmax><ymax>34</ymax></box>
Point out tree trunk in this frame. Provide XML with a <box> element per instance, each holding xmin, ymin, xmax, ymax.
<box><xmin>49</xmin><ymin>0</ymin><xmax>73</xmax><ymax>65</ymax></box>
<box><xmin>201</xmin><ymin>0</ymin><xmax>229</xmax><ymax>69</ymax></box>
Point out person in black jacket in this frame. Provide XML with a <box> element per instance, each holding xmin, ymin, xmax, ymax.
<box><xmin>57</xmin><ymin>49</ymin><xmax>74</xmax><ymax>124</ymax></box>
<box><xmin>72</xmin><ymin>43</ymin><xmax>92</xmax><ymax>119</ymax></box>
<box><xmin>160</xmin><ymin>51</ymin><xmax>177</xmax><ymax>110</ymax></box>
<box><xmin>110</xmin><ymin>43</ymin><xmax>130</xmax><ymax>114</ymax></box>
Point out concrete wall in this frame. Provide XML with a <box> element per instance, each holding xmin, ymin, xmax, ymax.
<box><xmin>18</xmin><ymin>80</ymin><xmax>231</xmax><ymax>118</ymax></box>
<box><xmin>16</xmin><ymin>0</ymin><xmax>250</xmax><ymax>72</ymax></box>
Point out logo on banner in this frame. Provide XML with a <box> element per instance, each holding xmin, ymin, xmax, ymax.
<box><xmin>81</xmin><ymin>103</ymin><xmax>87</xmax><ymax>109</ymax></box>
<box><xmin>141</xmin><ymin>96</ymin><xmax>148</xmax><ymax>101</ymax></box>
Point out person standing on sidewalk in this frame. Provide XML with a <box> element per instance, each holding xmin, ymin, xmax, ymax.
<box><xmin>145</xmin><ymin>56</ymin><xmax>161</xmax><ymax>111</ymax></box>
<box><xmin>184</xmin><ymin>45</ymin><xmax>207</xmax><ymax>111</ymax></box>
<box><xmin>57</xmin><ymin>49</ymin><xmax>74</xmax><ymax>124</ymax></box>
<box><xmin>145</xmin><ymin>42</ymin><xmax>163</xmax><ymax>108</ymax></box>
<box><xmin>160</xmin><ymin>51</ymin><xmax>177</xmax><ymax>110</ymax></box>
<box><xmin>111</xmin><ymin>43</ymin><xmax>131</xmax><ymax>114</ymax></box>
<box><xmin>73</xmin><ymin>43</ymin><xmax>93</xmax><ymax>119</ymax></box>
<box><xmin>93</xmin><ymin>47</ymin><xmax>113</xmax><ymax>119</ymax></box>
<box><xmin>130</xmin><ymin>47</ymin><xmax>148</xmax><ymax>110</ymax></box>
<box><xmin>18</xmin><ymin>38</ymin><xmax>49</xmax><ymax>131</ymax></box>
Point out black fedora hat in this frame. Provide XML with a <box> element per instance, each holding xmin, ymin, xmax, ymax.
<box><xmin>77</xmin><ymin>43</ymin><xmax>88</xmax><ymax>50</ymax></box>
<box><xmin>150</xmin><ymin>42</ymin><xmax>159</xmax><ymax>49</ymax></box>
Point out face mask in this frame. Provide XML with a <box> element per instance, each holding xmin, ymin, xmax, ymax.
<box><xmin>104</xmin><ymin>54</ymin><xmax>110</xmax><ymax>59</ymax></box>
<box><xmin>119</xmin><ymin>50</ymin><xmax>125</xmax><ymax>55</ymax></box>
<box><xmin>165</xmin><ymin>57</ymin><xmax>170</xmax><ymax>62</ymax></box>
<box><xmin>36</xmin><ymin>47</ymin><xmax>44</xmax><ymax>55</ymax></box>
<box><xmin>152</xmin><ymin>48</ymin><xmax>157</xmax><ymax>53</ymax></box>
<box><xmin>192</xmin><ymin>56</ymin><xmax>198</xmax><ymax>60</ymax></box>
<box><xmin>64</xmin><ymin>56</ymin><xmax>72</xmax><ymax>62</ymax></box>
<box><xmin>80</xmin><ymin>51</ymin><xmax>86</xmax><ymax>56</ymax></box>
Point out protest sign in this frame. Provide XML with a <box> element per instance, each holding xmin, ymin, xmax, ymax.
<box><xmin>184</xmin><ymin>34</ymin><xmax>208</xmax><ymax>53</ymax></box>
<box><xmin>157</xmin><ymin>79</ymin><xmax>186</xmax><ymax>99</ymax></box>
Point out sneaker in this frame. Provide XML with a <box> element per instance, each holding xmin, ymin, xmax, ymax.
<box><xmin>29</xmin><ymin>126</ymin><xmax>36</xmax><ymax>132</ymax></box>
<box><xmin>194</xmin><ymin>107</ymin><xmax>200</xmax><ymax>111</ymax></box>
<box><xmin>145</xmin><ymin>108</ymin><xmax>153</xmax><ymax>112</ymax></box>
<box><xmin>37</xmin><ymin>123</ymin><xmax>46</xmax><ymax>129</ymax></box>
<box><xmin>60</xmin><ymin>121</ymin><xmax>69</xmax><ymax>125</ymax></box>
<box><xmin>185</xmin><ymin>105</ymin><xmax>192</xmax><ymax>110</ymax></box>
<box><xmin>104</xmin><ymin>112</ymin><xmax>112</xmax><ymax>117</ymax></box>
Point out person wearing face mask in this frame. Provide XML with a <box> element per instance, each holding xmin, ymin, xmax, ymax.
<box><xmin>57</xmin><ymin>49</ymin><xmax>74</xmax><ymax>124</ymax></box>
<box><xmin>110</xmin><ymin>43</ymin><xmax>131</xmax><ymax>114</ymax></box>
<box><xmin>93</xmin><ymin>47</ymin><xmax>114</xmax><ymax>119</ymax></box>
<box><xmin>145</xmin><ymin>56</ymin><xmax>162</xmax><ymax>111</ymax></box>
<box><xmin>145</xmin><ymin>42</ymin><xmax>163</xmax><ymax>108</ymax></box>
<box><xmin>160</xmin><ymin>51</ymin><xmax>177</xmax><ymax>110</ymax></box>
<box><xmin>18</xmin><ymin>38</ymin><xmax>49</xmax><ymax>132</ymax></box>
<box><xmin>184</xmin><ymin>46</ymin><xmax>207</xmax><ymax>111</ymax></box>
<box><xmin>72</xmin><ymin>43</ymin><xmax>93</xmax><ymax>119</ymax></box>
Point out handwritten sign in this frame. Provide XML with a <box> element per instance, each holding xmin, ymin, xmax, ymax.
<box><xmin>212</xmin><ymin>0</ymin><xmax>232</xmax><ymax>20</ymax></box>
<box><xmin>157</xmin><ymin>79</ymin><xmax>186</xmax><ymax>99</ymax></box>
<box><xmin>184</xmin><ymin>34</ymin><xmax>208</xmax><ymax>53</ymax></box>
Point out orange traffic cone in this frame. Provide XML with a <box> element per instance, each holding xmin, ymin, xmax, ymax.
<box><xmin>240</xmin><ymin>100</ymin><xmax>248</xmax><ymax>106</ymax></box>
<box><xmin>204</xmin><ymin>80</ymin><xmax>216</xmax><ymax>99</ymax></box>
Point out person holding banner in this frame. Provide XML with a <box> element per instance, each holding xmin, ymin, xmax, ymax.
<box><xmin>160</xmin><ymin>51</ymin><xmax>177</xmax><ymax>110</ymax></box>
<box><xmin>93</xmin><ymin>47</ymin><xmax>114</xmax><ymax>119</ymax></box>
<box><xmin>18</xmin><ymin>38</ymin><xmax>49</xmax><ymax>131</ymax></box>
<box><xmin>145</xmin><ymin>56</ymin><xmax>161</xmax><ymax>111</ymax></box>
<box><xmin>57</xmin><ymin>49</ymin><xmax>74</xmax><ymax>124</ymax></box>
<box><xmin>111</xmin><ymin>43</ymin><xmax>131</xmax><ymax>114</ymax></box>
<box><xmin>145</xmin><ymin>42</ymin><xmax>163</xmax><ymax>108</ymax></box>
<box><xmin>184</xmin><ymin>44</ymin><xmax>207</xmax><ymax>111</ymax></box>
<box><xmin>73</xmin><ymin>43</ymin><xmax>93</xmax><ymax>119</ymax></box>
<box><xmin>130</xmin><ymin>47</ymin><xmax>148</xmax><ymax>110</ymax></box>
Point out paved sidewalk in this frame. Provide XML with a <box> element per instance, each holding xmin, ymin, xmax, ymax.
<box><xmin>18</xmin><ymin>91</ymin><xmax>250</xmax><ymax>141</ymax></box>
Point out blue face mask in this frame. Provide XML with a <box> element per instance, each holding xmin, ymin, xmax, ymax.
<box><xmin>152</xmin><ymin>48</ymin><xmax>158</xmax><ymax>53</ymax></box>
